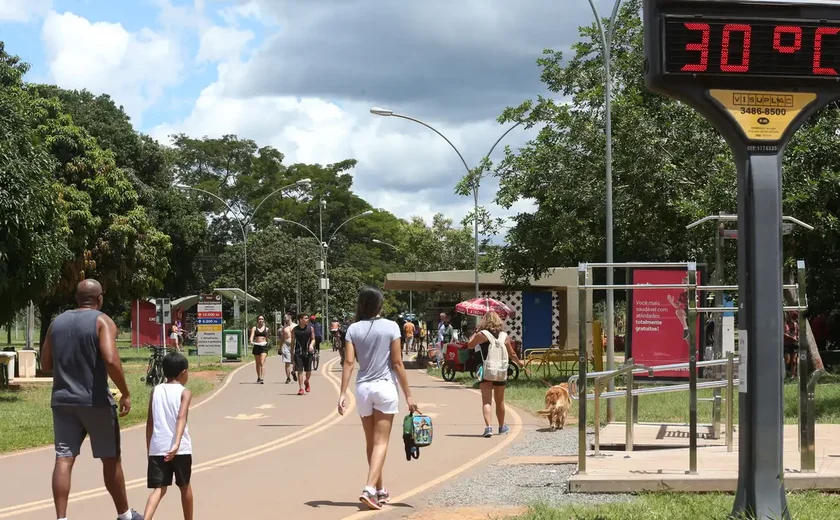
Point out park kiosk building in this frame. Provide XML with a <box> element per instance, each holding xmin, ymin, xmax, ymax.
<box><xmin>384</xmin><ymin>267</ymin><xmax>594</xmax><ymax>355</ymax></box>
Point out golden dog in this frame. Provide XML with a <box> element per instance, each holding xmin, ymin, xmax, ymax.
<box><xmin>537</xmin><ymin>383</ymin><xmax>571</xmax><ymax>431</ymax></box>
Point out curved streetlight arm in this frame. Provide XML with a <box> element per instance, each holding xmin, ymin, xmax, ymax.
<box><xmin>177</xmin><ymin>185</ymin><xmax>246</xmax><ymax>240</ymax></box>
<box><xmin>373</xmin><ymin>239</ymin><xmax>398</xmax><ymax>251</ymax></box>
<box><xmin>327</xmin><ymin>211</ymin><xmax>374</xmax><ymax>247</ymax></box>
<box><xmin>274</xmin><ymin>218</ymin><xmax>323</xmax><ymax>249</ymax></box>
<box><xmin>250</xmin><ymin>181</ymin><xmax>311</xmax><ymax>223</ymax></box>
<box><xmin>389</xmin><ymin>113</ymin><xmax>471</xmax><ymax>175</ymax></box>
<box><xmin>485</xmin><ymin>121</ymin><xmax>525</xmax><ymax>162</ymax></box>
<box><xmin>474</xmin><ymin>120</ymin><xmax>525</xmax><ymax>194</ymax></box>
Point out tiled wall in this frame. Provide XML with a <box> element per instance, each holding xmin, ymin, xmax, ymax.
<box><xmin>479</xmin><ymin>290</ymin><xmax>568</xmax><ymax>347</ymax></box>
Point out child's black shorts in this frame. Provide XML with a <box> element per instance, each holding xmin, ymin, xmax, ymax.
<box><xmin>147</xmin><ymin>455</ymin><xmax>192</xmax><ymax>488</ymax></box>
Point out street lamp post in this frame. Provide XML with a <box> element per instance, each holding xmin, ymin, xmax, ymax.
<box><xmin>370</xmin><ymin>107</ymin><xmax>522</xmax><ymax>300</ymax></box>
<box><xmin>274</xmin><ymin>209</ymin><xmax>373</xmax><ymax>326</ymax></box>
<box><xmin>176</xmin><ymin>179</ymin><xmax>310</xmax><ymax>332</ymax></box>
<box><xmin>585</xmin><ymin>0</ymin><xmax>623</xmax><ymax>420</ymax></box>
<box><xmin>372</xmin><ymin>238</ymin><xmax>414</xmax><ymax>314</ymax></box>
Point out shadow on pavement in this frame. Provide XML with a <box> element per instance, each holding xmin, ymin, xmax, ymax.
<box><xmin>304</xmin><ymin>500</ymin><xmax>414</xmax><ymax>510</ymax></box>
<box><xmin>258</xmin><ymin>424</ymin><xmax>305</xmax><ymax>427</ymax></box>
<box><xmin>445</xmin><ymin>434</ymin><xmax>487</xmax><ymax>438</ymax></box>
<box><xmin>304</xmin><ymin>500</ymin><xmax>365</xmax><ymax>510</ymax></box>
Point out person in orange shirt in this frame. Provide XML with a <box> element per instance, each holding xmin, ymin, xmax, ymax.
<box><xmin>403</xmin><ymin>320</ymin><xmax>415</xmax><ymax>357</ymax></box>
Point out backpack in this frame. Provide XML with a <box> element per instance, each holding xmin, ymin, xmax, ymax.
<box><xmin>478</xmin><ymin>330</ymin><xmax>509</xmax><ymax>382</ymax></box>
<box><xmin>402</xmin><ymin>412</ymin><xmax>433</xmax><ymax>460</ymax></box>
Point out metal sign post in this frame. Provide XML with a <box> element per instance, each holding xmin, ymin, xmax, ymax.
<box><xmin>644</xmin><ymin>1</ymin><xmax>840</xmax><ymax>517</ymax></box>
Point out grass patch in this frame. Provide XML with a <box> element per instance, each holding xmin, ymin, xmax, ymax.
<box><xmin>0</xmin><ymin>348</ymin><xmax>239</xmax><ymax>454</ymax></box>
<box><xmin>514</xmin><ymin>492</ymin><xmax>840</xmax><ymax>519</ymax></box>
<box><xmin>429</xmin><ymin>367</ymin><xmax>840</xmax><ymax>426</ymax></box>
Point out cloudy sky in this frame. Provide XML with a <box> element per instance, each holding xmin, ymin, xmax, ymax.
<box><xmin>0</xmin><ymin>0</ymin><xmax>612</xmax><ymax>228</ymax></box>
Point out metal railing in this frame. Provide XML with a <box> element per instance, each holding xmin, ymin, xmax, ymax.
<box><xmin>576</xmin><ymin>260</ymin><xmax>817</xmax><ymax>476</ymax></box>
<box><xmin>571</xmin><ymin>354</ymin><xmax>739</xmax><ymax>461</ymax></box>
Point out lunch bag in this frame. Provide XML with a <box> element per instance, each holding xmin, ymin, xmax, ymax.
<box><xmin>402</xmin><ymin>412</ymin><xmax>433</xmax><ymax>461</ymax></box>
<box><xmin>479</xmin><ymin>330</ymin><xmax>509</xmax><ymax>382</ymax></box>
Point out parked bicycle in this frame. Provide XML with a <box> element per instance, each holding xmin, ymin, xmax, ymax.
<box><xmin>143</xmin><ymin>345</ymin><xmax>167</xmax><ymax>386</ymax></box>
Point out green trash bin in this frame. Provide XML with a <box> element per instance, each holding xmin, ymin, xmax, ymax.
<box><xmin>223</xmin><ymin>330</ymin><xmax>244</xmax><ymax>360</ymax></box>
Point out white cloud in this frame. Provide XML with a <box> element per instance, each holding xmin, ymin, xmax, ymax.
<box><xmin>41</xmin><ymin>10</ymin><xmax>183</xmax><ymax>125</ymax></box>
<box><xmin>0</xmin><ymin>0</ymin><xmax>52</xmax><ymax>22</ymax></box>
<box><xmin>151</xmin><ymin>60</ymin><xmax>537</xmax><ymax>228</ymax></box>
<box><xmin>197</xmin><ymin>25</ymin><xmax>254</xmax><ymax>63</ymax></box>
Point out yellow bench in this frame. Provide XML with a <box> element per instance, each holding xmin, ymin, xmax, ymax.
<box><xmin>523</xmin><ymin>346</ymin><xmax>584</xmax><ymax>380</ymax></box>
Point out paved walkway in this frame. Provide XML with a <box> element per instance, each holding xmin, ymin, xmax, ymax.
<box><xmin>0</xmin><ymin>353</ymin><xmax>523</xmax><ymax>519</ymax></box>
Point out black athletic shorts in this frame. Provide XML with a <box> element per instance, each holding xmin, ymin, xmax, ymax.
<box><xmin>148</xmin><ymin>455</ymin><xmax>192</xmax><ymax>488</ymax></box>
<box><xmin>294</xmin><ymin>353</ymin><xmax>312</xmax><ymax>373</ymax></box>
<box><xmin>314</xmin><ymin>336</ymin><xmax>322</xmax><ymax>350</ymax></box>
<box><xmin>252</xmin><ymin>344</ymin><xmax>269</xmax><ymax>356</ymax></box>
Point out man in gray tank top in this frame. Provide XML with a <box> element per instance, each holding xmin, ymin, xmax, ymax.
<box><xmin>41</xmin><ymin>279</ymin><xmax>143</xmax><ymax>520</ymax></box>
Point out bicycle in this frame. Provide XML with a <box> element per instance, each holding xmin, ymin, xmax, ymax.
<box><xmin>331</xmin><ymin>330</ymin><xmax>342</xmax><ymax>352</ymax></box>
<box><xmin>311</xmin><ymin>343</ymin><xmax>321</xmax><ymax>372</ymax></box>
<box><xmin>143</xmin><ymin>345</ymin><xmax>167</xmax><ymax>386</ymax></box>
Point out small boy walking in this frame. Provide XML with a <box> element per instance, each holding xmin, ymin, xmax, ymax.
<box><xmin>143</xmin><ymin>353</ymin><xmax>194</xmax><ymax>520</ymax></box>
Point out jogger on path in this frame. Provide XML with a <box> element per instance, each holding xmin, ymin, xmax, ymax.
<box><xmin>293</xmin><ymin>314</ymin><xmax>316</xmax><ymax>395</ymax></box>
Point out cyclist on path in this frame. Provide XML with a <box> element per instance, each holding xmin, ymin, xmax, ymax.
<box><xmin>40</xmin><ymin>279</ymin><xmax>144</xmax><ymax>520</ymax></box>
<box><xmin>293</xmin><ymin>314</ymin><xmax>316</xmax><ymax>395</ymax></box>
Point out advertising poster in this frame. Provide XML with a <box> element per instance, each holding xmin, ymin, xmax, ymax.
<box><xmin>629</xmin><ymin>268</ymin><xmax>704</xmax><ymax>379</ymax></box>
<box><xmin>197</xmin><ymin>293</ymin><xmax>223</xmax><ymax>356</ymax></box>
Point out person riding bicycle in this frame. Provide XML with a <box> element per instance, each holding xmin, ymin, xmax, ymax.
<box><xmin>330</xmin><ymin>318</ymin><xmax>341</xmax><ymax>351</ymax></box>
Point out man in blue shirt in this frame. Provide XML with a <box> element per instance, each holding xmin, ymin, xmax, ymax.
<box><xmin>310</xmin><ymin>315</ymin><xmax>323</xmax><ymax>351</ymax></box>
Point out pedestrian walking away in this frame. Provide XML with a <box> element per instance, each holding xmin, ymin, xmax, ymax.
<box><xmin>39</xmin><ymin>278</ymin><xmax>144</xmax><ymax>520</ymax></box>
<box><xmin>311</xmin><ymin>314</ymin><xmax>323</xmax><ymax>352</ymax></box>
<box><xmin>250</xmin><ymin>316</ymin><xmax>270</xmax><ymax>384</ymax></box>
<box><xmin>279</xmin><ymin>314</ymin><xmax>295</xmax><ymax>384</ymax></box>
<box><xmin>143</xmin><ymin>353</ymin><xmax>194</xmax><ymax>520</ymax></box>
<box><xmin>403</xmin><ymin>320</ymin><xmax>415</xmax><ymax>357</ymax></box>
<box><xmin>467</xmin><ymin>311</ymin><xmax>523</xmax><ymax>438</ymax></box>
<box><xmin>338</xmin><ymin>286</ymin><xmax>418</xmax><ymax>511</ymax></box>
<box><xmin>293</xmin><ymin>314</ymin><xmax>316</xmax><ymax>395</ymax></box>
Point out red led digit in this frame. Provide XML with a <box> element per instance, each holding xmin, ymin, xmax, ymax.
<box><xmin>681</xmin><ymin>22</ymin><xmax>710</xmax><ymax>72</ymax></box>
<box><xmin>814</xmin><ymin>27</ymin><xmax>840</xmax><ymax>75</ymax></box>
<box><xmin>720</xmin><ymin>24</ymin><xmax>752</xmax><ymax>72</ymax></box>
<box><xmin>773</xmin><ymin>26</ymin><xmax>803</xmax><ymax>54</ymax></box>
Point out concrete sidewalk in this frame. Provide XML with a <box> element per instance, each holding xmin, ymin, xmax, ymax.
<box><xmin>0</xmin><ymin>352</ymin><xmax>524</xmax><ymax>519</ymax></box>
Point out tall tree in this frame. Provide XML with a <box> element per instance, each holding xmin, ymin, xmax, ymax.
<box><xmin>30</xmin><ymin>89</ymin><xmax>171</xmax><ymax>341</ymax></box>
<box><xmin>493</xmin><ymin>0</ymin><xmax>835</xmax><ymax>363</ymax></box>
<box><xmin>0</xmin><ymin>43</ymin><xmax>67</xmax><ymax>325</ymax></box>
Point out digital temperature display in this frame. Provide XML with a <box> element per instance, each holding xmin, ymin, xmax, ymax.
<box><xmin>664</xmin><ymin>17</ymin><xmax>840</xmax><ymax>79</ymax></box>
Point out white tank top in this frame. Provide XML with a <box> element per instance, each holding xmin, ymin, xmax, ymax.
<box><xmin>150</xmin><ymin>383</ymin><xmax>192</xmax><ymax>456</ymax></box>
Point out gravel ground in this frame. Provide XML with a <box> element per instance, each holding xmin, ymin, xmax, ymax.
<box><xmin>427</xmin><ymin>426</ymin><xmax>634</xmax><ymax>509</ymax></box>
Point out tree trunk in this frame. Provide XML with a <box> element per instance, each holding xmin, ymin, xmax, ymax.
<box><xmin>5</xmin><ymin>322</ymin><xmax>10</xmax><ymax>345</ymax></box>
<box><xmin>785</xmin><ymin>270</ymin><xmax>824</xmax><ymax>372</ymax></box>
<box><xmin>38</xmin><ymin>303</ymin><xmax>57</xmax><ymax>352</ymax></box>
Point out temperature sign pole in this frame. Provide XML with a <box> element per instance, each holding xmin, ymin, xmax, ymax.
<box><xmin>644</xmin><ymin>1</ymin><xmax>840</xmax><ymax>518</ymax></box>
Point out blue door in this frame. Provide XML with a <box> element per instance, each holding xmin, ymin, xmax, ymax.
<box><xmin>522</xmin><ymin>292</ymin><xmax>553</xmax><ymax>350</ymax></box>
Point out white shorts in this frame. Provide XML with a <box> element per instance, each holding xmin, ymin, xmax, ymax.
<box><xmin>355</xmin><ymin>379</ymin><xmax>399</xmax><ymax>417</ymax></box>
<box><xmin>281</xmin><ymin>344</ymin><xmax>291</xmax><ymax>363</ymax></box>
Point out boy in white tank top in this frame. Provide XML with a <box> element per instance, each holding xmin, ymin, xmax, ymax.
<box><xmin>143</xmin><ymin>353</ymin><xmax>194</xmax><ymax>520</ymax></box>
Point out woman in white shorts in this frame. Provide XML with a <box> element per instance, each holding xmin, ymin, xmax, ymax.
<box><xmin>338</xmin><ymin>287</ymin><xmax>417</xmax><ymax>511</ymax></box>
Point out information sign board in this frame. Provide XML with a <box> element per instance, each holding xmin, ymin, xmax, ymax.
<box><xmin>197</xmin><ymin>294</ymin><xmax>223</xmax><ymax>356</ymax></box>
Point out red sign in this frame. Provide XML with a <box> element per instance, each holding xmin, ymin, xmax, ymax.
<box><xmin>629</xmin><ymin>269</ymin><xmax>703</xmax><ymax>379</ymax></box>
<box><xmin>197</xmin><ymin>312</ymin><xmax>222</xmax><ymax>318</ymax></box>
<box><xmin>665</xmin><ymin>18</ymin><xmax>840</xmax><ymax>78</ymax></box>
